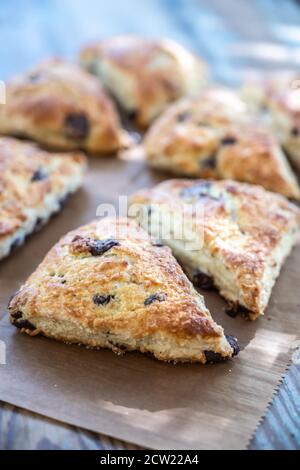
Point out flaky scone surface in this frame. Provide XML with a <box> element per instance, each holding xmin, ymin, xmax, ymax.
<box><xmin>143</xmin><ymin>87</ymin><xmax>299</xmax><ymax>199</ymax></box>
<box><xmin>8</xmin><ymin>217</ymin><xmax>237</xmax><ymax>363</ymax></box>
<box><xmin>0</xmin><ymin>59</ymin><xmax>127</xmax><ymax>153</ymax></box>
<box><xmin>131</xmin><ymin>179</ymin><xmax>300</xmax><ymax>318</ymax></box>
<box><xmin>80</xmin><ymin>36</ymin><xmax>207</xmax><ymax>127</ymax></box>
<box><xmin>0</xmin><ymin>137</ymin><xmax>87</xmax><ymax>259</ymax></box>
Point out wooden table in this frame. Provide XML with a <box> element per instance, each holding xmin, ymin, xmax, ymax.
<box><xmin>0</xmin><ymin>0</ymin><xmax>299</xmax><ymax>450</ymax></box>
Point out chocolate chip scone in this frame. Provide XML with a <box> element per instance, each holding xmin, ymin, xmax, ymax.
<box><xmin>0</xmin><ymin>59</ymin><xmax>127</xmax><ymax>153</ymax></box>
<box><xmin>0</xmin><ymin>137</ymin><xmax>87</xmax><ymax>260</ymax></box>
<box><xmin>80</xmin><ymin>36</ymin><xmax>207</xmax><ymax>128</ymax></box>
<box><xmin>8</xmin><ymin>217</ymin><xmax>239</xmax><ymax>364</ymax></box>
<box><xmin>143</xmin><ymin>87</ymin><xmax>300</xmax><ymax>199</ymax></box>
<box><xmin>242</xmin><ymin>75</ymin><xmax>300</xmax><ymax>172</ymax></box>
<box><xmin>130</xmin><ymin>179</ymin><xmax>300</xmax><ymax>320</ymax></box>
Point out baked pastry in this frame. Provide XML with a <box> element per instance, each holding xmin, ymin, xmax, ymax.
<box><xmin>0</xmin><ymin>137</ymin><xmax>86</xmax><ymax>260</ymax></box>
<box><xmin>80</xmin><ymin>36</ymin><xmax>207</xmax><ymax>128</ymax></box>
<box><xmin>130</xmin><ymin>179</ymin><xmax>300</xmax><ymax>319</ymax></box>
<box><xmin>8</xmin><ymin>217</ymin><xmax>239</xmax><ymax>364</ymax></box>
<box><xmin>143</xmin><ymin>87</ymin><xmax>300</xmax><ymax>199</ymax></box>
<box><xmin>242</xmin><ymin>76</ymin><xmax>300</xmax><ymax>171</ymax></box>
<box><xmin>0</xmin><ymin>59</ymin><xmax>127</xmax><ymax>153</ymax></box>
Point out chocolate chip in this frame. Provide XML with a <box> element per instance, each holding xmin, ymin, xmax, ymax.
<box><xmin>10</xmin><ymin>237</ymin><xmax>22</xmax><ymax>252</ymax></box>
<box><xmin>291</xmin><ymin>127</ymin><xmax>299</xmax><ymax>137</ymax></box>
<box><xmin>152</xmin><ymin>240</ymin><xmax>164</xmax><ymax>247</ymax></box>
<box><xmin>70</xmin><ymin>236</ymin><xmax>120</xmax><ymax>257</ymax></box>
<box><xmin>144</xmin><ymin>292</ymin><xmax>167</xmax><ymax>306</ymax></box>
<box><xmin>128</xmin><ymin>110</ymin><xmax>137</xmax><ymax>121</ymax></box>
<box><xmin>64</xmin><ymin>113</ymin><xmax>90</xmax><ymax>139</ymax></box>
<box><xmin>34</xmin><ymin>217</ymin><xmax>44</xmax><ymax>232</ymax></box>
<box><xmin>93</xmin><ymin>294</ymin><xmax>115</xmax><ymax>306</ymax></box>
<box><xmin>204</xmin><ymin>350</ymin><xmax>226</xmax><ymax>364</ymax></box>
<box><xmin>200</xmin><ymin>154</ymin><xmax>217</xmax><ymax>169</ymax></box>
<box><xmin>13</xmin><ymin>319</ymin><xmax>36</xmax><ymax>331</ymax></box>
<box><xmin>58</xmin><ymin>194</ymin><xmax>70</xmax><ymax>210</ymax></box>
<box><xmin>27</xmin><ymin>72</ymin><xmax>42</xmax><ymax>83</ymax></box>
<box><xmin>192</xmin><ymin>269</ymin><xmax>214</xmax><ymax>290</ymax></box>
<box><xmin>224</xmin><ymin>306</ymin><xmax>239</xmax><ymax>318</ymax></box>
<box><xmin>176</xmin><ymin>111</ymin><xmax>192</xmax><ymax>123</ymax></box>
<box><xmin>89</xmin><ymin>238</ymin><xmax>120</xmax><ymax>256</ymax></box>
<box><xmin>225</xmin><ymin>334</ymin><xmax>240</xmax><ymax>357</ymax></box>
<box><xmin>11</xmin><ymin>311</ymin><xmax>23</xmax><ymax>320</ymax></box>
<box><xmin>31</xmin><ymin>168</ymin><xmax>47</xmax><ymax>182</ymax></box>
<box><xmin>221</xmin><ymin>136</ymin><xmax>237</xmax><ymax>145</ymax></box>
<box><xmin>204</xmin><ymin>335</ymin><xmax>239</xmax><ymax>363</ymax></box>
<box><xmin>225</xmin><ymin>304</ymin><xmax>251</xmax><ymax>318</ymax></box>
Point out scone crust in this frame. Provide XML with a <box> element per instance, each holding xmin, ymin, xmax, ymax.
<box><xmin>0</xmin><ymin>137</ymin><xmax>87</xmax><ymax>259</ymax></box>
<box><xmin>131</xmin><ymin>179</ymin><xmax>300</xmax><ymax>318</ymax></box>
<box><xmin>143</xmin><ymin>88</ymin><xmax>300</xmax><ymax>199</ymax></box>
<box><xmin>0</xmin><ymin>59</ymin><xmax>126</xmax><ymax>153</ymax></box>
<box><xmin>8</xmin><ymin>217</ymin><xmax>235</xmax><ymax>363</ymax></box>
<box><xmin>80</xmin><ymin>36</ymin><xmax>207</xmax><ymax>127</ymax></box>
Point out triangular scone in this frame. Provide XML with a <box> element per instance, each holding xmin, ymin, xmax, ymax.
<box><xmin>0</xmin><ymin>137</ymin><xmax>86</xmax><ymax>260</ymax></box>
<box><xmin>80</xmin><ymin>36</ymin><xmax>207</xmax><ymax>128</ymax></box>
<box><xmin>143</xmin><ymin>87</ymin><xmax>300</xmax><ymax>199</ymax></box>
<box><xmin>130</xmin><ymin>179</ymin><xmax>300</xmax><ymax>320</ymax></box>
<box><xmin>8</xmin><ymin>217</ymin><xmax>238</xmax><ymax>364</ymax></box>
<box><xmin>0</xmin><ymin>59</ymin><xmax>127</xmax><ymax>153</ymax></box>
<box><xmin>242</xmin><ymin>76</ymin><xmax>300</xmax><ymax>172</ymax></box>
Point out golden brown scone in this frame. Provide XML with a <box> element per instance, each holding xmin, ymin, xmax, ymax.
<box><xmin>242</xmin><ymin>75</ymin><xmax>300</xmax><ymax>172</ymax></box>
<box><xmin>130</xmin><ymin>179</ymin><xmax>300</xmax><ymax>319</ymax></box>
<box><xmin>0</xmin><ymin>59</ymin><xmax>128</xmax><ymax>153</ymax></box>
<box><xmin>0</xmin><ymin>137</ymin><xmax>87</xmax><ymax>260</ymax></box>
<box><xmin>80</xmin><ymin>35</ymin><xmax>207</xmax><ymax>128</ymax></box>
<box><xmin>8</xmin><ymin>217</ymin><xmax>239</xmax><ymax>364</ymax></box>
<box><xmin>143</xmin><ymin>87</ymin><xmax>300</xmax><ymax>199</ymax></box>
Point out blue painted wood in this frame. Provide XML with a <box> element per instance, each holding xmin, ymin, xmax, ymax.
<box><xmin>0</xmin><ymin>0</ymin><xmax>299</xmax><ymax>450</ymax></box>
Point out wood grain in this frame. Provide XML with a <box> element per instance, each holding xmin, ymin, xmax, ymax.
<box><xmin>0</xmin><ymin>0</ymin><xmax>299</xmax><ymax>450</ymax></box>
<box><xmin>249</xmin><ymin>363</ymin><xmax>300</xmax><ymax>450</ymax></box>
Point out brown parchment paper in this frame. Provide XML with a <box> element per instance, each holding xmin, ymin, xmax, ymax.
<box><xmin>0</xmin><ymin>158</ymin><xmax>299</xmax><ymax>450</ymax></box>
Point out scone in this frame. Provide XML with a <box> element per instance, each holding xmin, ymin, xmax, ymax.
<box><xmin>0</xmin><ymin>59</ymin><xmax>127</xmax><ymax>153</ymax></box>
<box><xmin>8</xmin><ymin>217</ymin><xmax>239</xmax><ymax>364</ymax></box>
<box><xmin>130</xmin><ymin>179</ymin><xmax>300</xmax><ymax>319</ymax></box>
<box><xmin>80</xmin><ymin>35</ymin><xmax>207</xmax><ymax>128</ymax></box>
<box><xmin>143</xmin><ymin>87</ymin><xmax>300</xmax><ymax>199</ymax></box>
<box><xmin>242</xmin><ymin>76</ymin><xmax>300</xmax><ymax>171</ymax></box>
<box><xmin>0</xmin><ymin>137</ymin><xmax>87</xmax><ymax>260</ymax></box>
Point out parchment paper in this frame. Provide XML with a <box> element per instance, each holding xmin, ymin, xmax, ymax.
<box><xmin>0</xmin><ymin>158</ymin><xmax>299</xmax><ymax>450</ymax></box>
